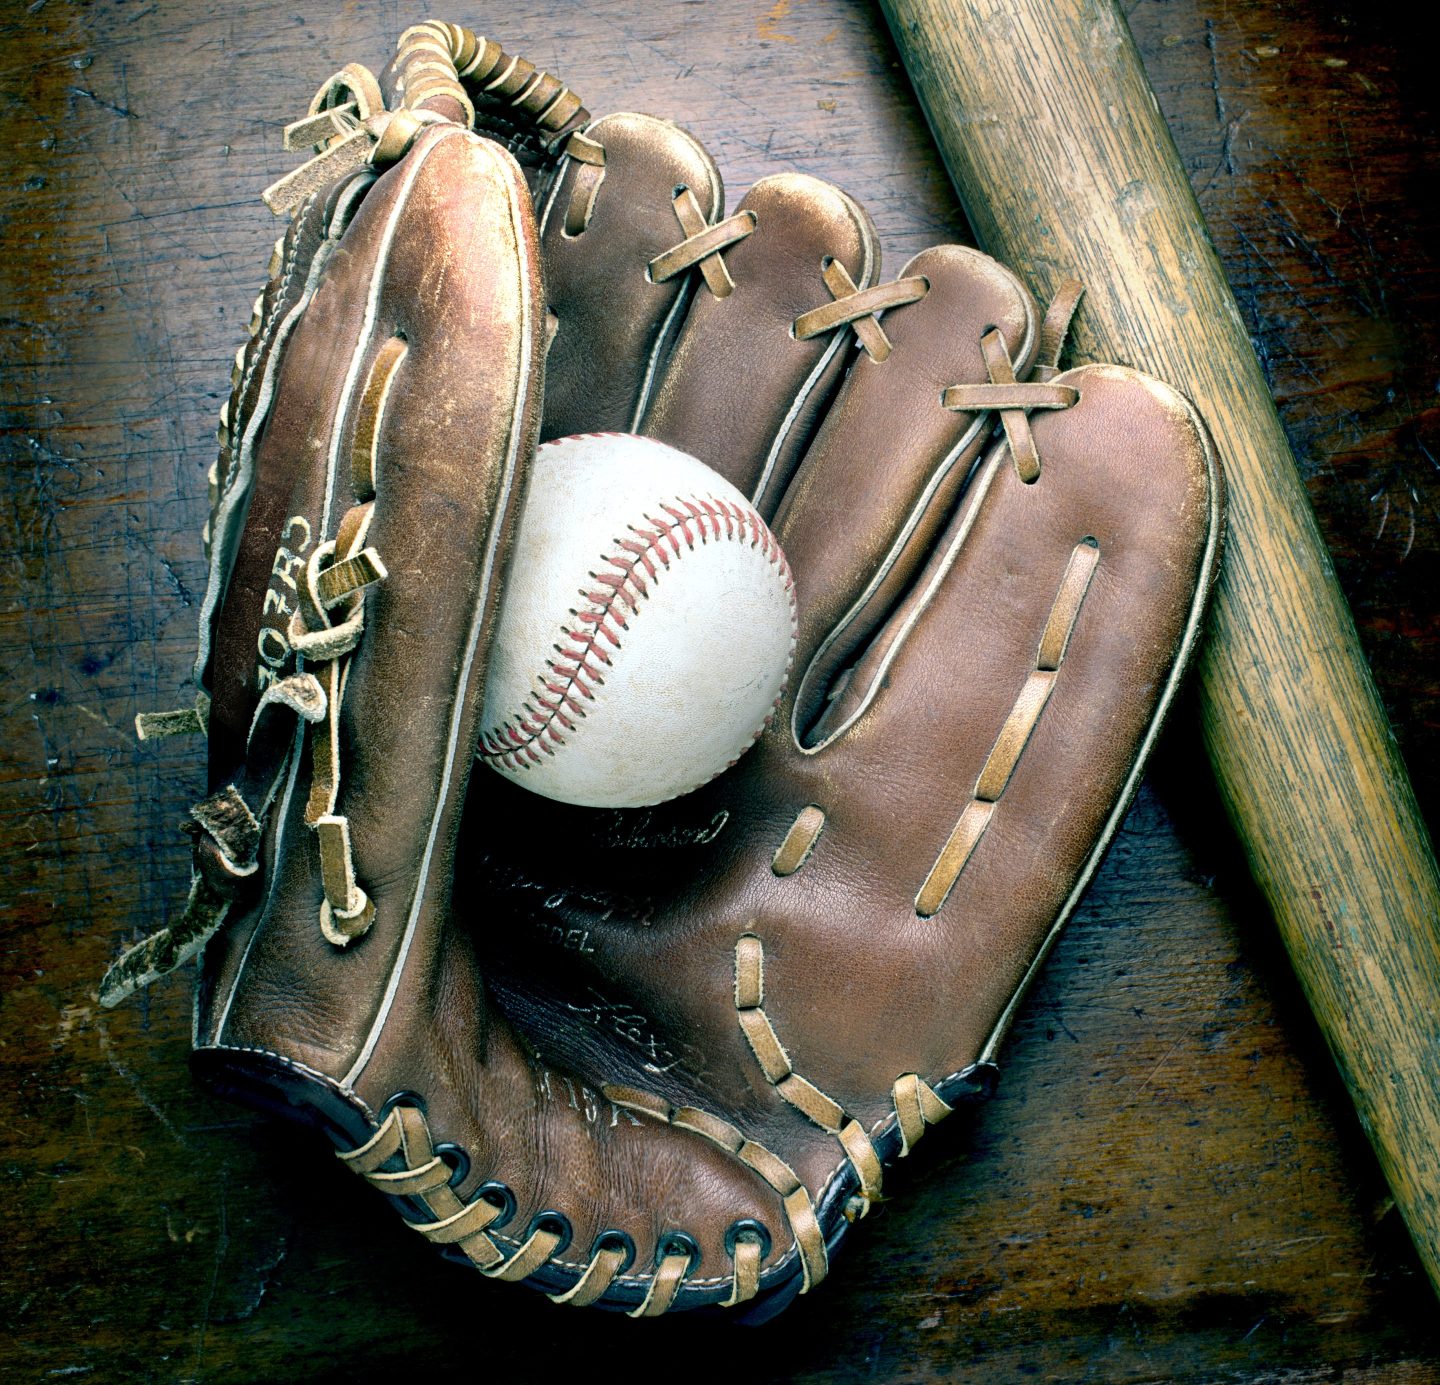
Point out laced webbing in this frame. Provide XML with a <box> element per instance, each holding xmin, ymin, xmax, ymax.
<box><xmin>262</xmin><ymin>23</ymin><xmax>590</xmax><ymax>216</ymax></box>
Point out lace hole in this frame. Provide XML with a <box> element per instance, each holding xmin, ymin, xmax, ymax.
<box><xmin>378</xmin><ymin>1090</ymin><xmax>425</xmax><ymax>1119</ymax></box>
<box><xmin>434</xmin><ymin>1142</ymin><xmax>470</xmax><ymax>1189</ymax></box>
<box><xmin>724</xmin><ymin>1218</ymin><xmax>772</xmax><ymax>1260</ymax></box>
<box><xmin>592</xmin><ymin>1230</ymin><xmax>637</xmax><ymax>1274</ymax></box>
<box><xmin>656</xmin><ymin>1230</ymin><xmax>700</xmax><ymax>1267</ymax></box>
<box><xmin>526</xmin><ymin>1210</ymin><xmax>574</xmax><ymax>1257</ymax></box>
<box><xmin>476</xmin><ymin>1180</ymin><xmax>517</xmax><ymax>1228</ymax></box>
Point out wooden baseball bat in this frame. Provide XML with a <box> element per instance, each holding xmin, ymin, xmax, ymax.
<box><xmin>879</xmin><ymin>0</ymin><xmax>1440</xmax><ymax>1295</ymax></box>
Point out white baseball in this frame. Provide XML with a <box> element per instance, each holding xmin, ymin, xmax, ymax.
<box><xmin>478</xmin><ymin>433</ymin><xmax>797</xmax><ymax>807</ymax></box>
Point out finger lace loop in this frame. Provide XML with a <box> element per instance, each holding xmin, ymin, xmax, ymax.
<box><xmin>558</xmin><ymin>131</ymin><xmax>608</xmax><ymax>235</ymax></box>
<box><xmin>648</xmin><ymin>190</ymin><xmax>756</xmax><ymax>299</ymax></box>
<box><xmin>940</xmin><ymin>278</ymin><xmax>1087</xmax><ymax>483</ymax></box>
<box><xmin>629</xmin><ymin>1247</ymin><xmax>694</xmax><ymax>1318</ymax></box>
<box><xmin>1033</xmin><ymin>275</ymin><xmax>1085</xmax><ymax>381</ymax></box>
<box><xmin>564</xmin><ymin>130</ymin><xmax>606</xmax><ymax>166</ymax></box>
<box><xmin>792</xmin><ymin>261</ymin><xmax>928</xmax><ymax>362</ymax></box>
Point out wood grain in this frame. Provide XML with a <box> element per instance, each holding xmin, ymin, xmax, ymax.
<box><xmin>1</xmin><ymin>1</ymin><xmax>1438</xmax><ymax>1380</ymax></box>
<box><xmin>881</xmin><ymin>0</ymin><xmax>1440</xmax><ymax>1299</ymax></box>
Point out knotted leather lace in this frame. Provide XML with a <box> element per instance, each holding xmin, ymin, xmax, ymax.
<box><xmin>283</xmin><ymin>504</ymin><xmax>388</xmax><ymax>945</ymax></box>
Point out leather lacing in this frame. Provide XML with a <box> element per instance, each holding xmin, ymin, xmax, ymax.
<box><xmin>561</xmin><ymin>125</ymin><xmax>931</xmax><ymax>360</ymax></box>
<box><xmin>252</xmin><ymin>329</ymin><xmax>403</xmax><ymax>949</ymax></box>
<box><xmin>941</xmin><ymin>278</ymin><xmax>1085</xmax><ymax>481</ymax></box>
<box><xmin>282</xmin><ymin>504</ymin><xmax>388</xmax><ymax>946</ymax></box>
<box><xmin>500</xmin><ymin>924</ymin><xmax>984</xmax><ymax>1312</ymax></box>
<box><xmin>128</xmin><ymin>29</ymin><xmax>1095</xmax><ymax>1296</ymax></box>
<box><xmin>648</xmin><ymin>190</ymin><xmax>756</xmax><ymax>300</ymax></box>
<box><xmin>732</xmin><ymin>933</ymin><xmax>954</xmax><ymax>1224</ymax></box>
<box><xmin>915</xmin><ymin>534</ymin><xmax>1101</xmax><ymax>916</ymax></box>
<box><xmin>599</xmin><ymin>1079</ymin><xmax>829</xmax><ymax>1301</ymax></box>
<box><xmin>340</xmin><ymin>1099</ymin><xmax>770</xmax><ymax>1314</ymax></box>
<box><xmin>794</xmin><ymin>259</ymin><xmax>927</xmax><ymax>362</ymax></box>
<box><xmin>689</xmin><ymin>278</ymin><xmax>1094</xmax><ymax>1278</ymax></box>
<box><xmin>645</xmin><ymin>197</ymin><xmax>927</xmax><ymax>358</ymax></box>
<box><xmin>262</xmin><ymin>22</ymin><xmax>592</xmax><ymax>217</ymax></box>
<box><xmin>555</xmin><ymin>133</ymin><xmax>745</xmax><ymax>303</ymax></box>
<box><xmin>99</xmin><ymin>343</ymin><xmax>394</xmax><ymax>1004</ymax></box>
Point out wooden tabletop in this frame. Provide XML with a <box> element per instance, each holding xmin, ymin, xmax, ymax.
<box><xmin>2</xmin><ymin>1</ymin><xmax>1437</xmax><ymax>1380</ymax></box>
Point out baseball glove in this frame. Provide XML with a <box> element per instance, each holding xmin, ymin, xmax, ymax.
<box><xmin>109</xmin><ymin>21</ymin><xmax>1225</xmax><ymax>1321</ymax></box>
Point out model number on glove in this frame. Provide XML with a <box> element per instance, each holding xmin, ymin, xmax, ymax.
<box><xmin>255</xmin><ymin>515</ymin><xmax>313</xmax><ymax>689</ymax></box>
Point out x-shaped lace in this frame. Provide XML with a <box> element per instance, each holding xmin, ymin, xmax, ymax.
<box><xmin>648</xmin><ymin>188</ymin><xmax>758</xmax><ymax>300</ymax></box>
<box><xmin>793</xmin><ymin>259</ymin><xmax>928</xmax><ymax>362</ymax></box>
<box><xmin>941</xmin><ymin>278</ymin><xmax>1086</xmax><ymax>481</ymax></box>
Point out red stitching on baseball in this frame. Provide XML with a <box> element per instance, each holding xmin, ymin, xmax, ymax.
<box><xmin>478</xmin><ymin>493</ymin><xmax>795</xmax><ymax>774</ymax></box>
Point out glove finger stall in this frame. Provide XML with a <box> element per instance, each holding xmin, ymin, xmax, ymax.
<box><xmin>641</xmin><ymin>172</ymin><xmax>882</xmax><ymax>515</ymax></box>
<box><xmin>773</xmin><ymin>242</ymin><xmax>1042</xmax><ymax>738</ymax></box>
<box><xmin>539</xmin><ymin>112</ymin><xmax>725</xmax><ymax>440</ymax></box>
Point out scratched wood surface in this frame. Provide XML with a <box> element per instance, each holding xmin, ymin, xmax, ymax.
<box><xmin>1</xmin><ymin>1</ymin><xmax>1436</xmax><ymax>1382</ymax></box>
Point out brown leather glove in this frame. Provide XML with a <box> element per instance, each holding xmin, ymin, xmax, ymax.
<box><xmin>108</xmin><ymin>21</ymin><xmax>1224</xmax><ymax>1322</ymax></box>
<box><xmin>105</xmin><ymin>22</ymin><xmax>832</xmax><ymax>1321</ymax></box>
<box><xmin>451</xmin><ymin>88</ymin><xmax>1225</xmax><ymax>1314</ymax></box>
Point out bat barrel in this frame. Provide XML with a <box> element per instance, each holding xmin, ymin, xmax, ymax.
<box><xmin>880</xmin><ymin>0</ymin><xmax>1440</xmax><ymax>1295</ymax></box>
